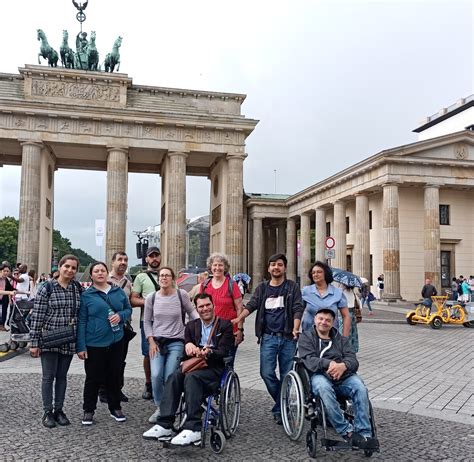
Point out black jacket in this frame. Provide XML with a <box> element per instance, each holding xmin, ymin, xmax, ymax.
<box><xmin>245</xmin><ymin>279</ymin><xmax>303</xmax><ymax>342</ymax></box>
<box><xmin>298</xmin><ymin>326</ymin><xmax>358</xmax><ymax>383</ymax></box>
<box><xmin>184</xmin><ymin>317</ymin><xmax>234</xmax><ymax>368</ymax></box>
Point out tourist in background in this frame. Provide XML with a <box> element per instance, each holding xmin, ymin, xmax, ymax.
<box><xmin>376</xmin><ymin>275</ymin><xmax>384</xmax><ymax>300</ymax></box>
<box><xmin>450</xmin><ymin>277</ymin><xmax>459</xmax><ymax>301</ymax></box>
<box><xmin>130</xmin><ymin>247</ymin><xmax>161</xmax><ymax>400</ymax></box>
<box><xmin>29</xmin><ymin>255</ymin><xmax>82</xmax><ymax>428</ymax></box>
<box><xmin>0</xmin><ymin>264</ymin><xmax>14</xmax><ymax>331</ymax></box>
<box><xmin>143</xmin><ymin>266</ymin><xmax>198</xmax><ymax>430</ymax></box>
<box><xmin>301</xmin><ymin>261</ymin><xmax>351</xmax><ymax>338</ymax></box>
<box><xmin>77</xmin><ymin>262</ymin><xmax>132</xmax><ymax>425</ymax></box>
<box><xmin>359</xmin><ymin>280</ymin><xmax>374</xmax><ymax>316</ymax></box>
<box><xmin>335</xmin><ymin>283</ymin><xmax>360</xmax><ymax>353</ymax></box>
<box><xmin>187</xmin><ymin>271</ymin><xmax>209</xmax><ymax>303</ymax></box>
<box><xmin>200</xmin><ymin>253</ymin><xmax>244</xmax><ymax>366</ymax></box>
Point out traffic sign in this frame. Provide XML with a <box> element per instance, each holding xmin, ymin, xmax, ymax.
<box><xmin>325</xmin><ymin>236</ymin><xmax>336</xmax><ymax>249</ymax></box>
<box><xmin>325</xmin><ymin>249</ymin><xmax>336</xmax><ymax>259</ymax></box>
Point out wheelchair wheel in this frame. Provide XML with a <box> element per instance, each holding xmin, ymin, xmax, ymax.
<box><xmin>173</xmin><ymin>393</ymin><xmax>187</xmax><ymax>432</ymax></box>
<box><xmin>220</xmin><ymin>370</ymin><xmax>241</xmax><ymax>438</ymax></box>
<box><xmin>209</xmin><ymin>429</ymin><xmax>226</xmax><ymax>454</ymax></box>
<box><xmin>280</xmin><ymin>370</ymin><xmax>305</xmax><ymax>441</ymax></box>
<box><xmin>18</xmin><ymin>341</ymin><xmax>27</xmax><ymax>348</ymax></box>
<box><xmin>9</xmin><ymin>341</ymin><xmax>19</xmax><ymax>351</ymax></box>
<box><xmin>364</xmin><ymin>449</ymin><xmax>374</xmax><ymax>457</ymax></box>
<box><xmin>306</xmin><ymin>430</ymin><xmax>317</xmax><ymax>458</ymax></box>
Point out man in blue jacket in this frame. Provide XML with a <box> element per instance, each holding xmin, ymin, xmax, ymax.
<box><xmin>232</xmin><ymin>253</ymin><xmax>303</xmax><ymax>425</ymax></box>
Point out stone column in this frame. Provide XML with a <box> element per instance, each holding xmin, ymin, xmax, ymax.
<box><xmin>105</xmin><ymin>147</ymin><xmax>129</xmax><ymax>265</ymax></box>
<box><xmin>333</xmin><ymin>200</ymin><xmax>346</xmax><ymax>269</ymax></box>
<box><xmin>354</xmin><ymin>193</ymin><xmax>370</xmax><ymax>280</ymax></box>
<box><xmin>315</xmin><ymin>207</ymin><xmax>326</xmax><ymax>262</ymax></box>
<box><xmin>166</xmin><ymin>151</ymin><xmax>188</xmax><ymax>271</ymax></box>
<box><xmin>268</xmin><ymin>227</ymin><xmax>277</xmax><ymax>258</ymax></box>
<box><xmin>286</xmin><ymin>218</ymin><xmax>297</xmax><ymax>281</ymax></box>
<box><xmin>17</xmin><ymin>141</ymin><xmax>43</xmax><ymax>270</ymax></box>
<box><xmin>300</xmin><ymin>213</ymin><xmax>311</xmax><ymax>287</ymax></box>
<box><xmin>382</xmin><ymin>184</ymin><xmax>401</xmax><ymax>300</ymax></box>
<box><xmin>252</xmin><ymin>217</ymin><xmax>263</xmax><ymax>284</ymax></box>
<box><xmin>225</xmin><ymin>153</ymin><xmax>246</xmax><ymax>273</ymax></box>
<box><xmin>277</xmin><ymin>222</ymin><xmax>286</xmax><ymax>254</ymax></box>
<box><xmin>424</xmin><ymin>185</ymin><xmax>441</xmax><ymax>289</ymax></box>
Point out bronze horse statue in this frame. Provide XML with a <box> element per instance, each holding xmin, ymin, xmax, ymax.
<box><xmin>87</xmin><ymin>31</ymin><xmax>99</xmax><ymax>71</ymax></box>
<box><xmin>37</xmin><ymin>29</ymin><xmax>59</xmax><ymax>67</ymax></box>
<box><xmin>104</xmin><ymin>36</ymin><xmax>122</xmax><ymax>72</ymax></box>
<box><xmin>60</xmin><ymin>30</ymin><xmax>75</xmax><ymax>69</ymax></box>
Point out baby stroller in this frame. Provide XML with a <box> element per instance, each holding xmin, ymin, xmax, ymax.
<box><xmin>2</xmin><ymin>298</ymin><xmax>32</xmax><ymax>351</ymax></box>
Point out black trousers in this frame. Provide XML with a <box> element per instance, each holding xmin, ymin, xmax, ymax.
<box><xmin>157</xmin><ymin>366</ymin><xmax>223</xmax><ymax>432</ymax></box>
<box><xmin>83</xmin><ymin>338</ymin><xmax>124</xmax><ymax>413</ymax></box>
<box><xmin>99</xmin><ymin>335</ymin><xmax>130</xmax><ymax>394</ymax></box>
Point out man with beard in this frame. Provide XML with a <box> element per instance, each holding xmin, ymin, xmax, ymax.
<box><xmin>98</xmin><ymin>252</ymin><xmax>133</xmax><ymax>403</ymax></box>
<box><xmin>131</xmin><ymin>247</ymin><xmax>161</xmax><ymax>400</ymax></box>
<box><xmin>232</xmin><ymin>253</ymin><xmax>303</xmax><ymax>424</ymax></box>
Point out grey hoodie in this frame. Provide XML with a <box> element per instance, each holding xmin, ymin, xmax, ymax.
<box><xmin>298</xmin><ymin>326</ymin><xmax>358</xmax><ymax>383</ymax></box>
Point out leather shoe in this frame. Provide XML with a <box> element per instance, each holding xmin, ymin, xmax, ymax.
<box><xmin>54</xmin><ymin>410</ymin><xmax>70</xmax><ymax>426</ymax></box>
<box><xmin>42</xmin><ymin>411</ymin><xmax>56</xmax><ymax>428</ymax></box>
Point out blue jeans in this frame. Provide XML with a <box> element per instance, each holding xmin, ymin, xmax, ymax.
<box><xmin>150</xmin><ymin>340</ymin><xmax>184</xmax><ymax>407</ymax></box>
<box><xmin>260</xmin><ymin>333</ymin><xmax>297</xmax><ymax>415</ymax></box>
<box><xmin>140</xmin><ymin>321</ymin><xmax>149</xmax><ymax>357</ymax></box>
<box><xmin>311</xmin><ymin>374</ymin><xmax>372</xmax><ymax>438</ymax></box>
<box><xmin>361</xmin><ymin>297</ymin><xmax>373</xmax><ymax>312</ymax></box>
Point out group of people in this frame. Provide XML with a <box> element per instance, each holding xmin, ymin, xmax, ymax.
<box><xmin>17</xmin><ymin>247</ymin><xmax>374</xmax><ymax>448</ymax></box>
<box><xmin>450</xmin><ymin>275</ymin><xmax>473</xmax><ymax>302</ymax></box>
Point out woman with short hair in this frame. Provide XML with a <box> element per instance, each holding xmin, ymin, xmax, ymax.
<box><xmin>29</xmin><ymin>254</ymin><xmax>82</xmax><ymax>428</ymax></box>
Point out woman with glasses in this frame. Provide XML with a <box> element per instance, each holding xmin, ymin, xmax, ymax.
<box><xmin>142</xmin><ymin>267</ymin><xmax>198</xmax><ymax>437</ymax></box>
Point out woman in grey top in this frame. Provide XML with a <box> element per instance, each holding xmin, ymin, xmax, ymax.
<box><xmin>143</xmin><ymin>266</ymin><xmax>198</xmax><ymax>427</ymax></box>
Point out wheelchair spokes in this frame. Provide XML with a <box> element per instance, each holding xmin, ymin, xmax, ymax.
<box><xmin>281</xmin><ymin>371</ymin><xmax>305</xmax><ymax>441</ymax></box>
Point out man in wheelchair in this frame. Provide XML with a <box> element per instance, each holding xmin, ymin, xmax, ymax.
<box><xmin>143</xmin><ymin>293</ymin><xmax>234</xmax><ymax>446</ymax></box>
<box><xmin>298</xmin><ymin>307</ymin><xmax>377</xmax><ymax>450</ymax></box>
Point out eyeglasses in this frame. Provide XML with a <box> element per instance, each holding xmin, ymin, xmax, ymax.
<box><xmin>159</xmin><ymin>274</ymin><xmax>172</xmax><ymax>279</ymax></box>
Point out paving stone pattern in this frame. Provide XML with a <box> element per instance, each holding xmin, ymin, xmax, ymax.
<box><xmin>0</xmin><ymin>373</ymin><xmax>473</xmax><ymax>461</ymax></box>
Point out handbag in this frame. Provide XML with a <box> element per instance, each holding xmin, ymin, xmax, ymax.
<box><xmin>368</xmin><ymin>292</ymin><xmax>376</xmax><ymax>302</ymax></box>
<box><xmin>123</xmin><ymin>320</ymin><xmax>137</xmax><ymax>341</ymax></box>
<box><xmin>41</xmin><ymin>284</ymin><xmax>78</xmax><ymax>348</ymax></box>
<box><xmin>181</xmin><ymin>317</ymin><xmax>219</xmax><ymax>374</ymax></box>
<box><xmin>354</xmin><ymin>295</ymin><xmax>363</xmax><ymax>324</ymax></box>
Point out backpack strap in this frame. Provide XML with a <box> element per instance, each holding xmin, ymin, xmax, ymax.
<box><xmin>145</xmin><ymin>272</ymin><xmax>160</xmax><ymax>291</ymax></box>
<box><xmin>201</xmin><ymin>275</ymin><xmax>235</xmax><ymax>299</ymax></box>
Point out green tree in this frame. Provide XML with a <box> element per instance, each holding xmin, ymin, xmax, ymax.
<box><xmin>0</xmin><ymin>217</ymin><xmax>95</xmax><ymax>268</ymax></box>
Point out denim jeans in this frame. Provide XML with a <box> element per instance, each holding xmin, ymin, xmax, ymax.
<box><xmin>40</xmin><ymin>352</ymin><xmax>73</xmax><ymax>413</ymax></box>
<box><xmin>311</xmin><ymin>374</ymin><xmax>372</xmax><ymax>438</ymax></box>
<box><xmin>260</xmin><ymin>334</ymin><xmax>297</xmax><ymax>415</ymax></box>
<box><xmin>360</xmin><ymin>297</ymin><xmax>373</xmax><ymax>312</ymax></box>
<box><xmin>150</xmin><ymin>340</ymin><xmax>184</xmax><ymax>407</ymax></box>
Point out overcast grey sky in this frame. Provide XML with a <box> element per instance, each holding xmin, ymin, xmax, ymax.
<box><xmin>0</xmin><ymin>0</ymin><xmax>472</xmax><ymax>263</ymax></box>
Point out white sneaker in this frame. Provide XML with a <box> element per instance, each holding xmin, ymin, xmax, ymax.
<box><xmin>142</xmin><ymin>424</ymin><xmax>172</xmax><ymax>440</ymax></box>
<box><xmin>171</xmin><ymin>429</ymin><xmax>201</xmax><ymax>446</ymax></box>
<box><xmin>148</xmin><ymin>407</ymin><xmax>160</xmax><ymax>423</ymax></box>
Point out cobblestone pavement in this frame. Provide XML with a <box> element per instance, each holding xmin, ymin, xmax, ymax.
<box><xmin>1</xmin><ymin>373</ymin><xmax>473</xmax><ymax>461</ymax></box>
<box><xmin>0</xmin><ymin>304</ymin><xmax>473</xmax><ymax>460</ymax></box>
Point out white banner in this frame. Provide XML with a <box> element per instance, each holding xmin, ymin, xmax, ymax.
<box><xmin>95</xmin><ymin>219</ymin><xmax>105</xmax><ymax>247</ymax></box>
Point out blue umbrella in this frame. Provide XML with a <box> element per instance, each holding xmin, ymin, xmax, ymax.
<box><xmin>233</xmin><ymin>273</ymin><xmax>251</xmax><ymax>284</ymax></box>
<box><xmin>331</xmin><ymin>268</ymin><xmax>363</xmax><ymax>289</ymax></box>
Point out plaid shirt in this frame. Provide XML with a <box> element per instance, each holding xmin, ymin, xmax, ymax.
<box><xmin>29</xmin><ymin>279</ymin><xmax>82</xmax><ymax>355</ymax></box>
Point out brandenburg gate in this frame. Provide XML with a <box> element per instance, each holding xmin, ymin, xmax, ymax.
<box><xmin>0</xmin><ymin>65</ymin><xmax>258</xmax><ymax>274</ymax></box>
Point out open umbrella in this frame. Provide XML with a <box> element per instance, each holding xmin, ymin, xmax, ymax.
<box><xmin>233</xmin><ymin>273</ymin><xmax>251</xmax><ymax>284</ymax></box>
<box><xmin>331</xmin><ymin>268</ymin><xmax>363</xmax><ymax>289</ymax></box>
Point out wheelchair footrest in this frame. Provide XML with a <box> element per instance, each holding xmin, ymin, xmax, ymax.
<box><xmin>320</xmin><ymin>438</ymin><xmax>351</xmax><ymax>450</ymax></box>
<box><xmin>353</xmin><ymin>437</ymin><xmax>379</xmax><ymax>450</ymax></box>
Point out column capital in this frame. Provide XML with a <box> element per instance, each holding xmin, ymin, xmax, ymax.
<box><xmin>226</xmin><ymin>152</ymin><xmax>247</xmax><ymax>161</ymax></box>
<box><xmin>424</xmin><ymin>183</ymin><xmax>441</xmax><ymax>189</ymax></box>
<box><xmin>107</xmin><ymin>146</ymin><xmax>129</xmax><ymax>155</ymax></box>
<box><xmin>381</xmin><ymin>182</ymin><xmax>401</xmax><ymax>188</ymax></box>
<box><xmin>19</xmin><ymin>140</ymin><xmax>43</xmax><ymax>149</ymax></box>
<box><xmin>168</xmin><ymin>150</ymin><xmax>189</xmax><ymax>159</ymax></box>
<box><xmin>354</xmin><ymin>191</ymin><xmax>369</xmax><ymax>197</ymax></box>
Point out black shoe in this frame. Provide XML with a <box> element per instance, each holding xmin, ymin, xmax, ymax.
<box><xmin>142</xmin><ymin>383</ymin><xmax>153</xmax><ymax>400</ymax></box>
<box><xmin>82</xmin><ymin>411</ymin><xmax>94</xmax><ymax>426</ymax></box>
<box><xmin>42</xmin><ymin>411</ymin><xmax>56</xmax><ymax>428</ymax></box>
<box><xmin>54</xmin><ymin>410</ymin><xmax>70</xmax><ymax>426</ymax></box>
<box><xmin>273</xmin><ymin>414</ymin><xmax>282</xmax><ymax>425</ymax></box>
<box><xmin>119</xmin><ymin>392</ymin><xmax>129</xmax><ymax>402</ymax></box>
<box><xmin>351</xmin><ymin>432</ymin><xmax>378</xmax><ymax>450</ymax></box>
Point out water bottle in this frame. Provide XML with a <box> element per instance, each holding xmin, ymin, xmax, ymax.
<box><xmin>108</xmin><ymin>308</ymin><xmax>120</xmax><ymax>332</ymax></box>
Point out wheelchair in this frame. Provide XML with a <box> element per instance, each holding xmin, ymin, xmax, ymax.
<box><xmin>280</xmin><ymin>357</ymin><xmax>379</xmax><ymax>458</ymax></box>
<box><xmin>163</xmin><ymin>360</ymin><xmax>241</xmax><ymax>454</ymax></box>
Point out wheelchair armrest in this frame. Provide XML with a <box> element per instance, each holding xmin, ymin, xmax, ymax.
<box><xmin>223</xmin><ymin>356</ymin><xmax>234</xmax><ymax>367</ymax></box>
<box><xmin>294</xmin><ymin>356</ymin><xmax>303</xmax><ymax>364</ymax></box>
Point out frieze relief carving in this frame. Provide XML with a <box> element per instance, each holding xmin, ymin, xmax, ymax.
<box><xmin>454</xmin><ymin>143</ymin><xmax>468</xmax><ymax>160</ymax></box>
<box><xmin>31</xmin><ymin>79</ymin><xmax>120</xmax><ymax>103</ymax></box>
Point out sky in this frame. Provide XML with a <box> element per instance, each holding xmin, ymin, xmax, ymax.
<box><xmin>0</xmin><ymin>0</ymin><xmax>473</xmax><ymax>264</ymax></box>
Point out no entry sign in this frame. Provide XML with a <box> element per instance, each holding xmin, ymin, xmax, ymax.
<box><xmin>325</xmin><ymin>236</ymin><xmax>335</xmax><ymax>249</ymax></box>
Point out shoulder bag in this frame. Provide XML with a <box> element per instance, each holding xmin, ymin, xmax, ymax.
<box><xmin>99</xmin><ymin>290</ymin><xmax>137</xmax><ymax>341</ymax></box>
<box><xmin>181</xmin><ymin>317</ymin><xmax>219</xmax><ymax>374</ymax></box>
<box><xmin>41</xmin><ymin>283</ymin><xmax>78</xmax><ymax>348</ymax></box>
<box><xmin>353</xmin><ymin>294</ymin><xmax>363</xmax><ymax>324</ymax></box>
